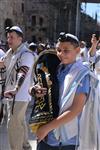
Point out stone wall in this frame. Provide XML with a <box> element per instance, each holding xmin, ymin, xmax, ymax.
<box><xmin>0</xmin><ymin>0</ymin><xmax>24</xmax><ymax>41</ymax></box>
<box><xmin>0</xmin><ymin>0</ymin><xmax>99</xmax><ymax>45</ymax></box>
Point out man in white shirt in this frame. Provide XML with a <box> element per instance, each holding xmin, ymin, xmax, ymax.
<box><xmin>0</xmin><ymin>26</ymin><xmax>34</xmax><ymax>150</ymax></box>
<box><xmin>79</xmin><ymin>41</ymin><xmax>88</xmax><ymax>62</ymax></box>
<box><xmin>89</xmin><ymin>33</ymin><xmax>100</xmax><ymax>74</ymax></box>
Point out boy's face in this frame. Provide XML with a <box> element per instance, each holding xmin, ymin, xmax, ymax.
<box><xmin>56</xmin><ymin>41</ymin><xmax>80</xmax><ymax>65</ymax></box>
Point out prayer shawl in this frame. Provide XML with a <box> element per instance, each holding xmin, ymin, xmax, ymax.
<box><xmin>3</xmin><ymin>44</ymin><xmax>32</xmax><ymax>91</ymax></box>
<box><xmin>95</xmin><ymin>56</ymin><xmax>100</xmax><ymax>75</ymax></box>
<box><xmin>78</xmin><ymin>72</ymin><xmax>99</xmax><ymax>150</ymax></box>
<box><xmin>93</xmin><ymin>52</ymin><xmax>100</xmax><ymax>150</ymax></box>
<box><xmin>54</xmin><ymin>60</ymin><xmax>90</xmax><ymax>144</ymax></box>
<box><xmin>97</xmin><ymin>74</ymin><xmax>100</xmax><ymax>150</ymax></box>
<box><xmin>54</xmin><ymin>60</ymin><xmax>99</xmax><ymax>149</ymax></box>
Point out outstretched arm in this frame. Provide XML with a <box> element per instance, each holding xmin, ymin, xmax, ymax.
<box><xmin>89</xmin><ymin>34</ymin><xmax>98</xmax><ymax>56</ymax></box>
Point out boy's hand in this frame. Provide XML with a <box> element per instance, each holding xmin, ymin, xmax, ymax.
<box><xmin>89</xmin><ymin>34</ymin><xmax>99</xmax><ymax>56</ymax></box>
<box><xmin>91</xmin><ymin>34</ymin><xmax>98</xmax><ymax>47</ymax></box>
<box><xmin>36</xmin><ymin>124</ymin><xmax>50</xmax><ymax>142</ymax></box>
<box><xmin>4</xmin><ymin>88</ymin><xmax>17</xmax><ymax>99</ymax></box>
<box><xmin>29</xmin><ymin>85</ymin><xmax>47</xmax><ymax>97</ymax></box>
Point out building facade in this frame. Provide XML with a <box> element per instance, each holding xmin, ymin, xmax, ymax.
<box><xmin>0</xmin><ymin>0</ymin><xmax>25</xmax><ymax>41</ymax></box>
<box><xmin>25</xmin><ymin>0</ymin><xmax>79</xmax><ymax>43</ymax></box>
<box><xmin>0</xmin><ymin>0</ymin><xmax>79</xmax><ymax>43</ymax></box>
<box><xmin>0</xmin><ymin>0</ymin><xmax>99</xmax><ymax>45</ymax></box>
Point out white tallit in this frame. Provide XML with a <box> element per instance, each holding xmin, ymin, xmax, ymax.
<box><xmin>53</xmin><ymin>60</ymin><xmax>100</xmax><ymax>149</ymax></box>
<box><xmin>79</xmin><ymin>50</ymin><xmax>100</xmax><ymax>150</ymax></box>
<box><xmin>3</xmin><ymin>44</ymin><xmax>32</xmax><ymax>90</ymax></box>
<box><xmin>54</xmin><ymin>60</ymin><xmax>90</xmax><ymax>144</ymax></box>
<box><xmin>78</xmin><ymin>72</ymin><xmax>99</xmax><ymax>150</ymax></box>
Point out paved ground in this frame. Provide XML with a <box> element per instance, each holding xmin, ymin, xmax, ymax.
<box><xmin>0</xmin><ymin>102</ymin><xmax>37</xmax><ymax>150</ymax></box>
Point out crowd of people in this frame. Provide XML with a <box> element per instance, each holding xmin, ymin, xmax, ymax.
<box><xmin>0</xmin><ymin>25</ymin><xmax>100</xmax><ymax>150</ymax></box>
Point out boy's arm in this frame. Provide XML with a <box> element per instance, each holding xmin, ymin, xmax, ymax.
<box><xmin>89</xmin><ymin>34</ymin><xmax>98</xmax><ymax>57</ymax></box>
<box><xmin>36</xmin><ymin>93</ymin><xmax>87</xmax><ymax>142</ymax></box>
<box><xmin>29</xmin><ymin>84</ymin><xmax>47</xmax><ymax>98</ymax></box>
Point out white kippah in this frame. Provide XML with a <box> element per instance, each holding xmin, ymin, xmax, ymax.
<box><xmin>66</xmin><ymin>33</ymin><xmax>79</xmax><ymax>43</ymax></box>
<box><xmin>10</xmin><ymin>26</ymin><xmax>23</xmax><ymax>34</ymax></box>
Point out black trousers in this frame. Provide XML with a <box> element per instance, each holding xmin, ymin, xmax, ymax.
<box><xmin>37</xmin><ymin>141</ymin><xmax>76</xmax><ymax>150</ymax></box>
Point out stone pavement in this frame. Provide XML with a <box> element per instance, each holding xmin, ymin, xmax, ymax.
<box><xmin>0</xmin><ymin>102</ymin><xmax>37</xmax><ymax>150</ymax></box>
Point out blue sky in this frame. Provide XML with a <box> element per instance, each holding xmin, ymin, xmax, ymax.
<box><xmin>81</xmin><ymin>3</ymin><xmax>100</xmax><ymax>22</ymax></box>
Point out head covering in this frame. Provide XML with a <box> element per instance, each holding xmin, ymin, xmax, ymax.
<box><xmin>58</xmin><ymin>32</ymin><xmax>79</xmax><ymax>45</ymax></box>
<box><xmin>80</xmin><ymin>41</ymin><xmax>86</xmax><ymax>47</ymax></box>
<box><xmin>10</xmin><ymin>26</ymin><xmax>23</xmax><ymax>34</ymax></box>
<box><xmin>6</xmin><ymin>26</ymin><xmax>23</xmax><ymax>37</ymax></box>
<box><xmin>29</xmin><ymin>42</ymin><xmax>37</xmax><ymax>47</ymax></box>
<box><xmin>29</xmin><ymin>42</ymin><xmax>37</xmax><ymax>51</ymax></box>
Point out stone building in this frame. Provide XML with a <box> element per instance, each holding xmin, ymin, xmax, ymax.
<box><xmin>0</xmin><ymin>0</ymin><xmax>25</xmax><ymax>42</ymax></box>
<box><xmin>0</xmin><ymin>0</ymin><xmax>80</xmax><ymax>43</ymax></box>
<box><xmin>24</xmin><ymin>0</ymin><xmax>80</xmax><ymax>43</ymax></box>
<box><xmin>24</xmin><ymin>0</ymin><xmax>54</xmax><ymax>43</ymax></box>
<box><xmin>0</xmin><ymin>0</ymin><xmax>99</xmax><ymax>45</ymax></box>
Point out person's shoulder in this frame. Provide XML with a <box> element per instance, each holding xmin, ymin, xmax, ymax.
<box><xmin>21</xmin><ymin>44</ymin><xmax>33</xmax><ymax>55</ymax></box>
<box><xmin>21</xmin><ymin>50</ymin><xmax>33</xmax><ymax>59</ymax></box>
<box><xmin>0</xmin><ymin>48</ymin><xmax>5</xmax><ymax>53</ymax></box>
<box><xmin>0</xmin><ymin>49</ymin><xmax>5</xmax><ymax>58</ymax></box>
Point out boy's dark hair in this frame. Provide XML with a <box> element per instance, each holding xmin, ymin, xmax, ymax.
<box><xmin>58</xmin><ymin>32</ymin><xmax>79</xmax><ymax>48</ymax></box>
